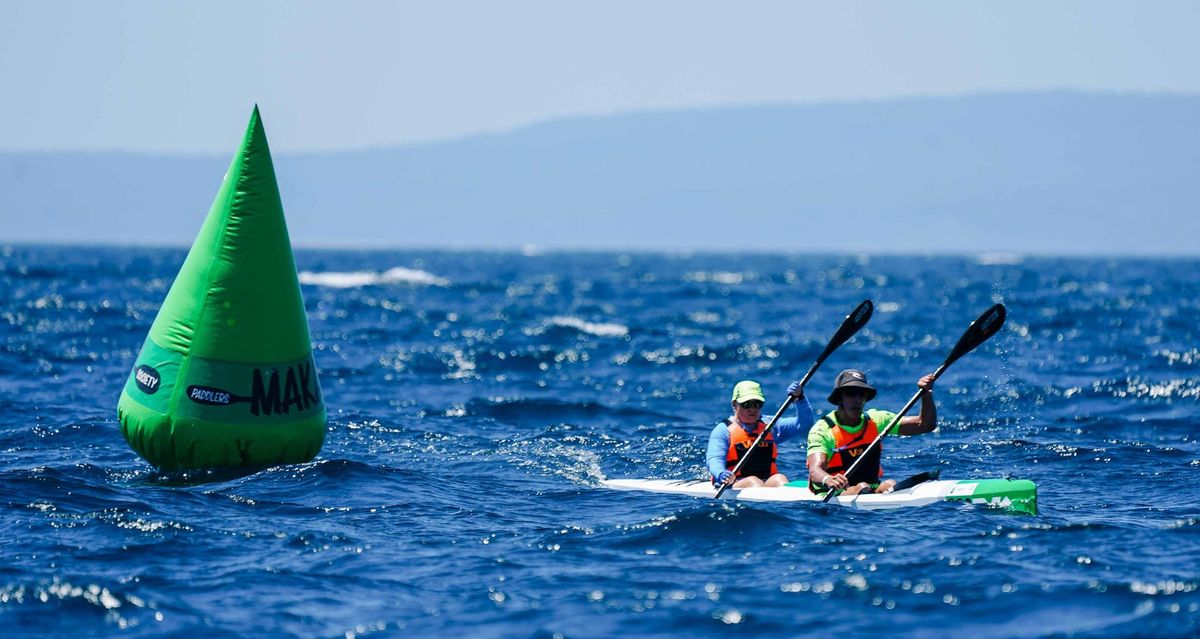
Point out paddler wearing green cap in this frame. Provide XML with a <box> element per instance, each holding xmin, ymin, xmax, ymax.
<box><xmin>707</xmin><ymin>380</ymin><xmax>817</xmax><ymax>488</ymax></box>
<box><xmin>807</xmin><ymin>369</ymin><xmax>938</xmax><ymax>495</ymax></box>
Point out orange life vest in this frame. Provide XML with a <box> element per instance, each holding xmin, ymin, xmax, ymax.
<box><xmin>721</xmin><ymin>418</ymin><xmax>778</xmax><ymax>481</ymax></box>
<box><xmin>810</xmin><ymin>412</ymin><xmax>884</xmax><ymax>492</ymax></box>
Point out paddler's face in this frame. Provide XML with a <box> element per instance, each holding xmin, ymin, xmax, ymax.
<box><xmin>734</xmin><ymin>400</ymin><xmax>763</xmax><ymax>423</ymax></box>
<box><xmin>839</xmin><ymin>388</ymin><xmax>867</xmax><ymax>413</ymax></box>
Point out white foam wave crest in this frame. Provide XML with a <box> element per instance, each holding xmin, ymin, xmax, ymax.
<box><xmin>298</xmin><ymin>267</ymin><xmax>450</xmax><ymax>288</ymax></box>
<box><xmin>546</xmin><ymin>316</ymin><xmax>629</xmax><ymax>338</ymax></box>
<box><xmin>976</xmin><ymin>252</ymin><xmax>1024</xmax><ymax>265</ymax></box>
<box><xmin>685</xmin><ymin>271</ymin><xmax>747</xmax><ymax>284</ymax></box>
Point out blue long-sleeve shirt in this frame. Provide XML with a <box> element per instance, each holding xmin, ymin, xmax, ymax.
<box><xmin>705</xmin><ymin>395</ymin><xmax>818</xmax><ymax>478</ymax></box>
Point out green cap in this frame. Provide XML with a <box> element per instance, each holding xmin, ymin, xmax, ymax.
<box><xmin>731</xmin><ymin>380</ymin><xmax>765</xmax><ymax>404</ymax></box>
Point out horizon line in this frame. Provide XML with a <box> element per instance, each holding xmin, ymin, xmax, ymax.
<box><xmin>3</xmin><ymin>88</ymin><xmax>1198</xmax><ymax>157</ymax></box>
<box><xmin>5</xmin><ymin>241</ymin><xmax>1199</xmax><ymax>261</ymax></box>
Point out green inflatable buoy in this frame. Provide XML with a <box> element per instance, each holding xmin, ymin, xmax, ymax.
<box><xmin>118</xmin><ymin>106</ymin><xmax>325</xmax><ymax>470</ymax></box>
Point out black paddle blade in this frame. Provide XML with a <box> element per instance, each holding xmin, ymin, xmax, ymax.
<box><xmin>795</xmin><ymin>299</ymin><xmax>874</xmax><ymax>392</ymax></box>
<box><xmin>820</xmin><ymin>299</ymin><xmax>873</xmax><ymax>362</ymax></box>
<box><xmin>941</xmin><ymin>303</ymin><xmax>1006</xmax><ymax>372</ymax></box>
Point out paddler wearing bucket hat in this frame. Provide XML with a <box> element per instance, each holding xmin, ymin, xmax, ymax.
<box><xmin>806</xmin><ymin>369</ymin><xmax>938</xmax><ymax>495</ymax></box>
<box><xmin>706</xmin><ymin>380</ymin><xmax>817</xmax><ymax>489</ymax></box>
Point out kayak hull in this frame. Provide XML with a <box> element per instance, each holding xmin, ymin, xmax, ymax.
<box><xmin>601</xmin><ymin>477</ymin><xmax>1037</xmax><ymax>515</ymax></box>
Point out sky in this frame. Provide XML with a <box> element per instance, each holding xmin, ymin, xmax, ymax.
<box><xmin>3</xmin><ymin>0</ymin><xmax>1199</xmax><ymax>155</ymax></box>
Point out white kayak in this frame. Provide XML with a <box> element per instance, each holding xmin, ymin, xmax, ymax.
<box><xmin>601</xmin><ymin>476</ymin><xmax>1037</xmax><ymax>515</ymax></box>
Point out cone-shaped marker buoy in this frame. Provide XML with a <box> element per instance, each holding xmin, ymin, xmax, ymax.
<box><xmin>118</xmin><ymin>106</ymin><xmax>325</xmax><ymax>470</ymax></box>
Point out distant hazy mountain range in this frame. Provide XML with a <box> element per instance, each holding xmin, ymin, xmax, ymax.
<box><xmin>3</xmin><ymin>91</ymin><xmax>1198</xmax><ymax>254</ymax></box>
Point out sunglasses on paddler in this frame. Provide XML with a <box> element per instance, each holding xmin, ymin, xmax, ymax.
<box><xmin>738</xmin><ymin>400</ymin><xmax>764</xmax><ymax>409</ymax></box>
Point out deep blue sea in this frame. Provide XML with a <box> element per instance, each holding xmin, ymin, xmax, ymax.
<box><xmin>2</xmin><ymin>246</ymin><xmax>1198</xmax><ymax>638</ymax></box>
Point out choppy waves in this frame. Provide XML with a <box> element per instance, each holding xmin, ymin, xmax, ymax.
<box><xmin>2</xmin><ymin>247</ymin><xmax>1199</xmax><ymax>637</ymax></box>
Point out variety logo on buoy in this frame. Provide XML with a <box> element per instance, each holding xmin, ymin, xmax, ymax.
<box><xmin>134</xmin><ymin>365</ymin><xmax>161</xmax><ymax>394</ymax></box>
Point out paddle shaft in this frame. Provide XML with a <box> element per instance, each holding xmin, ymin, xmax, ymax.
<box><xmin>821</xmin><ymin>303</ymin><xmax>1007</xmax><ymax>503</ymax></box>
<box><xmin>714</xmin><ymin>300</ymin><xmax>873</xmax><ymax>499</ymax></box>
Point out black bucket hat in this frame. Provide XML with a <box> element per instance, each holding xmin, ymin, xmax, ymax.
<box><xmin>828</xmin><ymin>369</ymin><xmax>877</xmax><ymax>404</ymax></box>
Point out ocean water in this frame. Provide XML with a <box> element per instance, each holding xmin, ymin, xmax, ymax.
<box><xmin>1</xmin><ymin>245</ymin><xmax>1198</xmax><ymax>638</ymax></box>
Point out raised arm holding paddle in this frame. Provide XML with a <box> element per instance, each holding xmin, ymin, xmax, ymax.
<box><xmin>817</xmin><ymin>303</ymin><xmax>1007</xmax><ymax>503</ymax></box>
<box><xmin>806</xmin><ymin>369</ymin><xmax>938</xmax><ymax>496</ymax></box>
